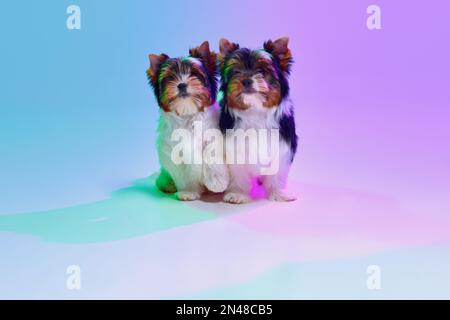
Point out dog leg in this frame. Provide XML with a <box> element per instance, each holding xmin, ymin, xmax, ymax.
<box><xmin>156</xmin><ymin>168</ymin><xmax>177</xmax><ymax>193</ymax></box>
<box><xmin>223</xmin><ymin>166</ymin><xmax>252</xmax><ymax>204</ymax></box>
<box><xmin>262</xmin><ymin>164</ymin><xmax>296</xmax><ymax>202</ymax></box>
<box><xmin>203</xmin><ymin>155</ymin><xmax>230</xmax><ymax>194</ymax></box>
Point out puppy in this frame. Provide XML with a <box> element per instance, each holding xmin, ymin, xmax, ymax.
<box><xmin>218</xmin><ymin>37</ymin><xmax>298</xmax><ymax>203</ymax></box>
<box><xmin>147</xmin><ymin>41</ymin><xmax>229</xmax><ymax>200</ymax></box>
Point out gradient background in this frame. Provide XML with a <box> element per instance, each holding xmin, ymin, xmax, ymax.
<box><xmin>0</xmin><ymin>0</ymin><xmax>449</xmax><ymax>299</ymax></box>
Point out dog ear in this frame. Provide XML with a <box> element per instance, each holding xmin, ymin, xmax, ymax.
<box><xmin>263</xmin><ymin>37</ymin><xmax>293</xmax><ymax>73</ymax></box>
<box><xmin>189</xmin><ymin>41</ymin><xmax>217</xmax><ymax>75</ymax></box>
<box><xmin>147</xmin><ymin>53</ymin><xmax>169</xmax><ymax>86</ymax></box>
<box><xmin>219</xmin><ymin>38</ymin><xmax>239</xmax><ymax>58</ymax></box>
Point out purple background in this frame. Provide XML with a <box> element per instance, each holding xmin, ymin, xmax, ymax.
<box><xmin>0</xmin><ymin>0</ymin><xmax>449</xmax><ymax>298</ymax></box>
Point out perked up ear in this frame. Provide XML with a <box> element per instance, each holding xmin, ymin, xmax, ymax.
<box><xmin>219</xmin><ymin>38</ymin><xmax>239</xmax><ymax>58</ymax></box>
<box><xmin>263</xmin><ymin>37</ymin><xmax>293</xmax><ymax>73</ymax></box>
<box><xmin>147</xmin><ymin>53</ymin><xmax>169</xmax><ymax>86</ymax></box>
<box><xmin>189</xmin><ymin>41</ymin><xmax>217</xmax><ymax>75</ymax></box>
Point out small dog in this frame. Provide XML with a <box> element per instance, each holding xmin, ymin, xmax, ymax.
<box><xmin>218</xmin><ymin>37</ymin><xmax>298</xmax><ymax>203</ymax></box>
<box><xmin>147</xmin><ymin>41</ymin><xmax>229</xmax><ymax>200</ymax></box>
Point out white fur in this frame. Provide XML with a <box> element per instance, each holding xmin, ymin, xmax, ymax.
<box><xmin>157</xmin><ymin>103</ymin><xmax>229</xmax><ymax>200</ymax></box>
<box><xmin>224</xmin><ymin>97</ymin><xmax>296</xmax><ymax>203</ymax></box>
<box><xmin>186</xmin><ymin>57</ymin><xmax>203</xmax><ymax>67</ymax></box>
<box><xmin>170</xmin><ymin>97</ymin><xmax>199</xmax><ymax>116</ymax></box>
<box><xmin>256</xmin><ymin>49</ymin><xmax>273</xmax><ymax>61</ymax></box>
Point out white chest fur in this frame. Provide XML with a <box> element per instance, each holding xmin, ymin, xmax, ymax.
<box><xmin>156</xmin><ymin>104</ymin><xmax>221</xmax><ymax>191</ymax></box>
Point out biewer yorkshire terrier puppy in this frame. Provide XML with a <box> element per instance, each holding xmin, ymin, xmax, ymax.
<box><xmin>219</xmin><ymin>37</ymin><xmax>298</xmax><ymax>204</ymax></box>
<box><xmin>147</xmin><ymin>41</ymin><xmax>229</xmax><ymax>200</ymax></box>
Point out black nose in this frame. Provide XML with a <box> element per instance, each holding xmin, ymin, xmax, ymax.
<box><xmin>177</xmin><ymin>83</ymin><xmax>188</xmax><ymax>93</ymax></box>
<box><xmin>242</xmin><ymin>79</ymin><xmax>253</xmax><ymax>88</ymax></box>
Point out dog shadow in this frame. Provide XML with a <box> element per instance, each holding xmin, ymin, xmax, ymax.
<box><xmin>1</xmin><ymin>175</ymin><xmax>447</xmax><ymax>248</ymax></box>
<box><xmin>0</xmin><ymin>174</ymin><xmax>252</xmax><ymax>244</ymax></box>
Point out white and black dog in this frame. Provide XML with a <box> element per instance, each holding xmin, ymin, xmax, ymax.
<box><xmin>147</xmin><ymin>41</ymin><xmax>229</xmax><ymax>200</ymax></box>
<box><xmin>218</xmin><ymin>37</ymin><xmax>298</xmax><ymax>203</ymax></box>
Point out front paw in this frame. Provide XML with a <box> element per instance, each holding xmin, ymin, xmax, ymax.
<box><xmin>156</xmin><ymin>179</ymin><xmax>177</xmax><ymax>194</ymax></box>
<box><xmin>223</xmin><ymin>192</ymin><xmax>251</xmax><ymax>204</ymax></box>
<box><xmin>203</xmin><ymin>167</ymin><xmax>229</xmax><ymax>193</ymax></box>
<box><xmin>176</xmin><ymin>191</ymin><xmax>201</xmax><ymax>201</ymax></box>
<box><xmin>268</xmin><ymin>191</ymin><xmax>297</xmax><ymax>202</ymax></box>
<box><xmin>156</xmin><ymin>171</ymin><xmax>177</xmax><ymax>194</ymax></box>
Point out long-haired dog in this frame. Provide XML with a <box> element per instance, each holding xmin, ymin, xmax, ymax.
<box><xmin>218</xmin><ymin>37</ymin><xmax>298</xmax><ymax>203</ymax></box>
<box><xmin>147</xmin><ymin>41</ymin><xmax>229</xmax><ymax>200</ymax></box>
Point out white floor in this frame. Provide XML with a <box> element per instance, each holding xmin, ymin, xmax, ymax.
<box><xmin>1</xmin><ymin>177</ymin><xmax>449</xmax><ymax>299</ymax></box>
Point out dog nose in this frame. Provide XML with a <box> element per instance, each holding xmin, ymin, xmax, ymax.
<box><xmin>242</xmin><ymin>79</ymin><xmax>253</xmax><ymax>88</ymax></box>
<box><xmin>177</xmin><ymin>83</ymin><xmax>188</xmax><ymax>93</ymax></box>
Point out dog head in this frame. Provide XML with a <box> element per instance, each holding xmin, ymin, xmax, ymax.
<box><xmin>147</xmin><ymin>41</ymin><xmax>218</xmax><ymax>116</ymax></box>
<box><xmin>219</xmin><ymin>37</ymin><xmax>293</xmax><ymax>110</ymax></box>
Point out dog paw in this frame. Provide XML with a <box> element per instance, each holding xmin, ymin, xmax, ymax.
<box><xmin>156</xmin><ymin>172</ymin><xmax>177</xmax><ymax>193</ymax></box>
<box><xmin>268</xmin><ymin>191</ymin><xmax>297</xmax><ymax>202</ymax></box>
<box><xmin>158</xmin><ymin>181</ymin><xmax>177</xmax><ymax>194</ymax></box>
<box><xmin>176</xmin><ymin>191</ymin><xmax>201</xmax><ymax>201</ymax></box>
<box><xmin>223</xmin><ymin>192</ymin><xmax>251</xmax><ymax>204</ymax></box>
<box><xmin>203</xmin><ymin>168</ymin><xmax>229</xmax><ymax>193</ymax></box>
